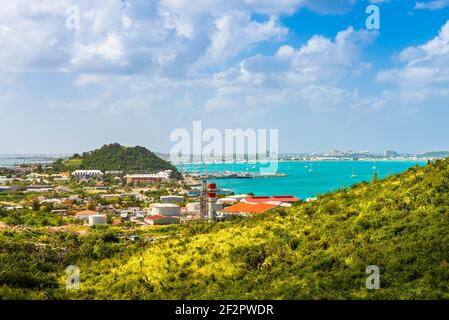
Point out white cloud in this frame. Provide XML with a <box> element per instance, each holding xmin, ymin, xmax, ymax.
<box><xmin>415</xmin><ymin>0</ymin><xmax>449</xmax><ymax>10</ymax></box>
<box><xmin>378</xmin><ymin>20</ymin><xmax>449</xmax><ymax>85</ymax></box>
<box><xmin>198</xmin><ymin>13</ymin><xmax>287</xmax><ymax>67</ymax></box>
<box><xmin>203</xmin><ymin>26</ymin><xmax>379</xmax><ymax>113</ymax></box>
<box><xmin>0</xmin><ymin>0</ymin><xmax>361</xmax><ymax>76</ymax></box>
<box><xmin>377</xmin><ymin>19</ymin><xmax>449</xmax><ymax>109</ymax></box>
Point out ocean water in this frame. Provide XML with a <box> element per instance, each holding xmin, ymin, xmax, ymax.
<box><xmin>179</xmin><ymin>160</ymin><xmax>426</xmax><ymax>199</ymax></box>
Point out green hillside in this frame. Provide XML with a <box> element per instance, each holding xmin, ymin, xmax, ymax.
<box><xmin>67</xmin><ymin>159</ymin><xmax>449</xmax><ymax>299</ymax></box>
<box><xmin>53</xmin><ymin>143</ymin><xmax>181</xmax><ymax>178</ymax></box>
<box><xmin>2</xmin><ymin>159</ymin><xmax>449</xmax><ymax>299</ymax></box>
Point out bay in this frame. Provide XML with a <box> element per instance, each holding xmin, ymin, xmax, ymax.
<box><xmin>179</xmin><ymin>160</ymin><xmax>426</xmax><ymax>199</ymax></box>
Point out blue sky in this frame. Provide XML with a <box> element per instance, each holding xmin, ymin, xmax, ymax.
<box><xmin>1</xmin><ymin>0</ymin><xmax>449</xmax><ymax>154</ymax></box>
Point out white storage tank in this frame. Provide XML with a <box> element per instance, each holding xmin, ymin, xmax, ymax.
<box><xmin>88</xmin><ymin>214</ymin><xmax>107</xmax><ymax>227</ymax></box>
<box><xmin>186</xmin><ymin>202</ymin><xmax>201</xmax><ymax>212</ymax></box>
<box><xmin>151</xmin><ymin>203</ymin><xmax>181</xmax><ymax>216</ymax></box>
<box><xmin>160</xmin><ymin>195</ymin><xmax>184</xmax><ymax>203</ymax></box>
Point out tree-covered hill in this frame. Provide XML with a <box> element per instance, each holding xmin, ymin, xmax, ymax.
<box><xmin>53</xmin><ymin>143</ymin><xmax>181</xmax><ymax>178</ymax></box>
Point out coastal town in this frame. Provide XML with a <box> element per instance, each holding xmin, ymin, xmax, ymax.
<box><xmin>0</xmin><ymin>163</ymin><xmax>300</xmax><ymax>230</ymax></box>
<box><xmin>1</xmin><ymin>144</ymin><xmax>447</xmax><ymax>231</ymax></box>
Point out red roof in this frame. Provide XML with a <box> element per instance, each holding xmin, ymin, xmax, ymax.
<box><xmin>244</xmin><ymin>195</ymin><xmax>299</xmax><ymax>203</ymax></box>
<box><xmin>224</xmin><ymin>202</ymin><xmax>278</xmax><ymax>214</ymax></box>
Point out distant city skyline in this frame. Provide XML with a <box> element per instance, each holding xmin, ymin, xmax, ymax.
<box><xmin>1</xmin><ymin>1</ymin><xmax>449</xmax><ymax>154</ymax></box>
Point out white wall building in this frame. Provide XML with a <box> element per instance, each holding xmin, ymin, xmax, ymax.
<box><xmin>88</xmin><ymin>214</ymin><xmax>107</xmax><ymax>226</ymax></box>
<box><xmin>72</xmin><ymin>170</ymin><xmax>104</xmax><ymax>179</ymax></box>
<box><xmin>160</xmin><ymin>195</ymin><xmax>184</xmax><ymax>204</ymax></box>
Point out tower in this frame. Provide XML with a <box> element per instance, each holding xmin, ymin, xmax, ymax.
<box><xmin>208</xmin><ymin>182</ymin><xmax>217</xmax><ymax>222</ymax></box>
<box><xmin>200</xmin><ymin>179</ymin><xmax>207</xmax><ymax>219</ymax></box>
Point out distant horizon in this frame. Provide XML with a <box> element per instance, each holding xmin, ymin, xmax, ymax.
<box><xmin>0</xmin><ymin>148</ymin><xmax>448</xmax><ymax>158</ymax></box>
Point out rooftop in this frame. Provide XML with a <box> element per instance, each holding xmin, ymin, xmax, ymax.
<box><xmin>224</xmin><ymin>202</ymin><xmax>278</xmax><ymax>214</ymax></box>
<box><xmin>75</xmin><ymin>210</ymin><xmax>99</xmax><ymax>216</ymax></box>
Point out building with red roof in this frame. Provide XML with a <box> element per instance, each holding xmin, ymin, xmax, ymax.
<box><xmin>223</xmin><ymin>202</ymin><xmax>278</xmax><ymax>215</ymax></box>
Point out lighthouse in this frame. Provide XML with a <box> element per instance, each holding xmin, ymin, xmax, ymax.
<box><xmin>208</xmin><ymin>182</ymin><xmax>217</xmax><ymax>222</ymax></box>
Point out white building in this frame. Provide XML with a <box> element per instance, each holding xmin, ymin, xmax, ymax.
<box><xmin>124</xmin><ymin>171</ymin><xmax>171</xmax><ymax>184</ymax></box>
<box><xmin>88</xmin><ymin>214</ymin><xmax>107</xmax><ymax>226</ymax></box>
<box><xmin>186</xmin><ymin>202</ymin><xmax>201</xmax><ymax>212</ymax></box>
<box><xmin>145</xmin><ymin>215</ymin><xmax>180</xmax><ymax>225</ymax></box>
<box><xmin>72</xmin><ymin>170</ymin><xmax>104</xmax><ymax>179</ymax></box>
<box><xmin>160</xmin><ymin>195</ymin><xmax>184</xmax><ymax>204</ymax></box>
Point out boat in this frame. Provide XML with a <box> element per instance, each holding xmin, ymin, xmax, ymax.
<box><xmin>351</xmin><ymin>169</ymin><xmax>357</xmax><ymax>178</ymax></box>
<box><xmin>372</xmin><ymin>160</ymin><xmax>377</xmax><ymax>170</ymax></box>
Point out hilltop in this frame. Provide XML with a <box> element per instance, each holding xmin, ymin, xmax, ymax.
<box><xmin>52</xmin><ymin>143</ymin><xmax>181</xmax><ymax>178</ymax></box>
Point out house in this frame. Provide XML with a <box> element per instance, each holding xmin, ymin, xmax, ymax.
<box><xmin>51</xmin><ymin>209</ymin><xmax>68</xmax><ymax>216</ymax></box>
<box><xmin>105</xmin><ymin>171</ymin><xmax>123</xmax><ymax>175</ymax></box>
<box><xmin>160</xmin><ymin>195</ymin><xmax>184</xmax><ymax>203</ymax></box>
<box><xmin>75</xmin><ymin>210</ymin><xmax>99</xmax><ymax>220</ymax></box>
<box><xmin>27</xmin><ymin>173</ymin><xmax>49</xmax><ymax>180</ymax></box>
<box><xmin>72</xmin><ymin>170</ymin><xmax>104</xmax><ymax>179</ymax></box>
<box><xmin>0</xmin><ymin>186</ymin><xmax>16</xmax><ymax>192</ymax></box>
<box><xmin>223</xmin><ymin>202</ymin><xmax>278</xmax><ymax>216</ymax></box>
<box><xmin>52</xmin><ymin>174</ymin><xmax>70</xmax><ymax>182</ymax></box>
<box><xmin>124</xmin><ymin>171</ymin><xmax>171</xmax><ymax>184</ymax></box>
<box><xmin>145</xmin><ymin>215</ymin><xmax>180</xmax><ymax>225</ymax></box>
<box><xmin>0</xmin><ymin>176</ymin><xmax>9</xmax><ymax>184</ymax></box>
<box><xmin>25</xmin><ymin>185</ymin><xmax>55</xmax><ymax>193</ymax></box>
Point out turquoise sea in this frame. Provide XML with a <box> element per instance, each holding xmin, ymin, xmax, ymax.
<box><xmin>179</xmin><ymin>161</ymin><xmax>426</xmax><ymax>200</ymax></box>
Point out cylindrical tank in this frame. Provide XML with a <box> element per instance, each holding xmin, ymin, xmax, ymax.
<box><xmin>151</xmin><ymin>203</ymin><xmax>181</xmax><ymax>216</ymax></box>
<box><xmin>88</xmin><ymin>214</ymin><xmax>107</xmax><ymax>227</ymax></box>
<box><xmin>160</xmin><ymin>195</ymin><xmax>184</xmax><ymax>203</ymax></box>
<box><xmin>186</xmin><ymin>202</ymin><xmax>201</xmax><ymax>212</ymax></box>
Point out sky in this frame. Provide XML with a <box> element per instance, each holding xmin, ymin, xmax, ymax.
<box><xmin>1</xmin><ymin>0</ymin><xmax>449</xmax><ymax>154</ymax></box>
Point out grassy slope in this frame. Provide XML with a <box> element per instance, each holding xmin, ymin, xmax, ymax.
<box><xmin>69</xmin><ymin>159</ymin><xmax>449</xmax><ymax>300</ymax></box>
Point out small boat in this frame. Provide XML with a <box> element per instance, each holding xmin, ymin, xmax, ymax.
<box><xmin>372</xmin><ymin>160</ymin><xmax>377</xmax><ymax>170</ymax></box>
<box><xmin>351</xmin><ymin>169</ymin><xmax>357</xmax><ymax>178</ymax></box>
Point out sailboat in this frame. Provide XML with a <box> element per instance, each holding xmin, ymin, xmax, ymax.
<box><xmin>308</xmin><ymin>163</ymin><xmax>313</xmax><ymax>172</ymax></box>
<box><xmin>351</xmin><ymin>169</ymin><xmax>357</xmax><ymax>178</ymax></box>
<box><xmin>372</xmin><ymin>160</ymin><xmax>377</xmax><ymax>170</ymax></box>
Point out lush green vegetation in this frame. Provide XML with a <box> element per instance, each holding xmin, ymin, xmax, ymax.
<box><xmin>420</xmin><ymin>151</ymin><xmax>449</xmax><ymax>158</ymax></box>
<box><xmin>51</xmin><ymin>143</ymin><xmax>181</xmax><ymax>178</ymax></box>
<box><xmin>2</xmin><ymin>159</ymin><xmax>449</xmax><ymax>299</ymax></box>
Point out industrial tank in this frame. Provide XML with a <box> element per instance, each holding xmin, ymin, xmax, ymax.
<box><xmin>151</xmin><ymin>203</ymin><xmax>181</xmax><ymax>216</ymax></box>
<box><xmin>88</xmin><ymin>214</ymin><xmax>107</xmax><ymax>226</ymax></box>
